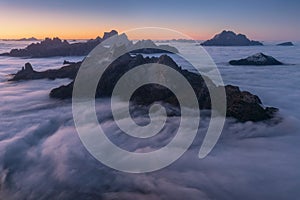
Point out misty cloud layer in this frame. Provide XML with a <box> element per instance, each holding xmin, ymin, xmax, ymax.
<box><xmin>1</xmin><ymin>42</ymin><xmax>300</xmax><ymax>199</ymax></box>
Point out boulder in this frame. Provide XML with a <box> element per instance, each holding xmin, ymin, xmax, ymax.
<box><xmin>201</xmin><ymin>30</ymin><xmax>263</xmax><ymax>46</ymax></box>
<box><xmin>229</xmin><ymin>53</ymin><xmax>283</xmax><ymax>66</ymax></box>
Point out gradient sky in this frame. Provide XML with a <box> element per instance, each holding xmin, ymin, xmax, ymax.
<box><xmin>0</xmin><ymin>0</ymin><xmax>299</xmax><ymax>40</ymax></box>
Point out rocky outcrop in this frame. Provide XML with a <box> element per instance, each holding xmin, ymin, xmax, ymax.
<box><xmin>229</xmin><ymin>53</ymin><xmax>283</xmax><ymax>66</ymax></box>
<box><xmin>277</xmin><ymin>42</ymin><xmax>294</xmax><ymax>46</ymax></box>
<box><xmin>225</xmin><ymin>85</ymin><xmax>278</xmax><ymax>121</ymax></box>
<box><xmin>0</xmin><ymin>30</ymin><xmax>117</xmax><ymax>58</ymax></box>
<box><xmin>201</xmin><ymin>30</ymin><xmax>263</xmax><ymax>46</ymax></box>
<box><xmin>9</xmin><ymin>54</ymin><xmax>277</xmax><ymax>122</ymax></box>
<box><xmin>103</xmin><ymin>30</ymin><xmax>118</xmax><ymax>40</ymax></box>
<box><xmin>0</xmin><ymin>31</ymin><xmax>179</xmax><ymax>58</ymax></box>
<box><xmin>9</xmin><ymin>62</ymin><xmax>81</xmax><ymax>81</ymax></box>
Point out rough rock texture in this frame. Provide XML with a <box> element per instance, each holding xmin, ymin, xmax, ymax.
<box><xmin>9</xmin><ymin>54</ymin><xmax>278</xmax><ymax>122</ymax></box>
<box><xmin>277</xmin><ymin>42</ymin><xmax>294</xmax><ymax>46</ymax></box>
<box><xmin>225</xmin><ymin>85</ymin><xmax>278</xmax><ymax>121</ymax></box>
<box><xmin>201</xmin><ymin>30</ymin><xmax>263</xmax><ymax>46</ymax></box>
<box><xmin>229</xmin><ymin>53</ymin><xmax>283</xmax><ymax>66</ymax></box>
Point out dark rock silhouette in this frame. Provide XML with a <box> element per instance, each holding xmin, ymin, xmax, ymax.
<box><xmin>0</xmin><ymin>31</ymin><xmax>117</xmax><ymax>58</ymax></box>
<box><xmin>103</xmin><ymin>30</ymin><xmax>118</xmax><ymax>40</ymax></box>
<box><xmin>0</xmin><ymin>31</ymin><xmax>179</xmax><ymax>58</ymax></box>
<box><xmin>229</xmin><ymin>53</ymin><xmax>283</xmax><ymax>66</ymax></box>
<box><xmin>277</xmin><ymin>42</ymin><xmax>294</xmax><ymax>46</ymax></box>
<box><xmin>201</xmin><ymin>30</ymin><xmax>263</xmax><ymax>46</ymax></box>
<box><xmin>130</xmin><ymin>40</ymin><xmax>179</xmax><ymax>53</ymax></box>
<box><xmin>9</xmin><ymin>62</ymin><xmax>81</xmax><ymax>81</ymax></box>
<box><xmin>9</xmin><ymin>54</ymin><xmax>278</xmax><ymax>122</ymax></box>
<box><xmin>2</xmin><ymin>37</ymin><xmax>38</xmax><ymax>42</ymax></box>
<box><xmin>63</xmin><ymin>60</ymin><xmax>76</xmax><ymax>65</ymax></box>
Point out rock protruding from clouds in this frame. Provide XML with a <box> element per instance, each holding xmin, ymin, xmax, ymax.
<box><xmin>0</xmin><ymin>30</ymin><xmax>179</xmax><ymax>58</ymax></box>
<box><xmin>2</xmin><ymin>37</ymin><xmax>39</xmax><ymax>41</ymax></box>
<box><xmin>9</xmin><ymin>62</ymin><xmax>81</xmax><ymax>81</ymax></box>
<box><xmin>201</xmin><ymin>30</ymin><xmax>263</xmax><ymax>46</ymax></box>
<box><xmin>277</xmin><ymin>42</ymin><xmax>294</xmax><ymax>46</ymax></box>
<box><xmin>10</xmin><ymin>54</ymin><xmax>277</xmax><ymax>122</ymax></box>
<box><xmin>1</xmin><ymin>30</ymin><xmax>117</xmax><ymax>58</ymax></box>
<box><xmin>130</xmin><ymin>40</ymin><xmax>179</xmax><ymax>54</ymax></box>
<box><xmin>103</xmin><ymin>30</ymin><xmax>118</xmax><ymax>40</ymax></box>
<box><xmin>229</xmin><ymin>53</ymin><xmax>283</xmax><ymax>65</ymax></box>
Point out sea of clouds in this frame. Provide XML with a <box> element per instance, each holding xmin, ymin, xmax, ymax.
<box><xmin>0</xmin><ymin>42</ymin><xmax>300</xmax><ymax>199</ymax></box>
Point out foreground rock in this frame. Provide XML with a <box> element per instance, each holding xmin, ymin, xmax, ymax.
<box><xmin>201</xmin><ymin>30</ymin><xmax>263</xmax><ymax>46</ymax></box>
<box><xmin>0</xmin><ymin>31</ymin><xmax>178</xmax><ymax>58</ymax></box>
<box><xmin>10</xmin><ymin>54</ymin><xmax>278</xmax><ymax>122</ymax></box>
<box><xmin>277</xmin><ymin>42</ymin><xmax>294</xmax><ymax>46</ymax></box>
<box><xmin>229</xmin><ymin>53</ymin><xmax>283</xmax><ymax>66</ymax></box>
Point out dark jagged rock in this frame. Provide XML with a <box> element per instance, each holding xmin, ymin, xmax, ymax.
<box><xmin>0</xmin><ymin>31</ymin><xmax>179</xmax><ymax>58</ymax></box>
<box><xmin>9</xmin><ymin>62</ymin><xmax>81</xmax><ymax>81</ymax></box>
<box><xmin>229</xmin><ymin>53</ymin><xmax>283</xmax><ymax>66</ymax></box>
<box><xmin>0</xmin><ymin>31</ymin><xmax>118</xmax><ymax>58</ymax></box>
<box><xmin>50</xmin><ymin>82</ymin><xmax>74</xmax><ymax>99</ymax></box>
<box><xmin>103</xmin><ymin>30</ymin><xmax>118</xmax><ymax>40</ymax></box>
<box><xmin>225</xmin><ymin>85</ymin><xmax>278</xmax><ymax>121</ymax></box>
<box><xmin>277</xmin><ymin>42</ymin><xmax>294</xmax><ymax>46</ymax></box>
<box><xmin>44</xmin><ymin>54</ymin><xmax>277</xmax><ymax>122</ymax></box>
<box><xmin>63</xmin><ymin>60</ymin><xmax>76</xmax><ymax>65</ymax></box>
<box><xmin>9</xmin><ymin>54</ymin><xmax>278</xmax><ymax>122</ymax></box>
<box><xmin>201</xmin><ymin>30</ymin><xmax>263</xmax><ymax>46</ymax></box>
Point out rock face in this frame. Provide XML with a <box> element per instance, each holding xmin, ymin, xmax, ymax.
<box><xmin>201</xmin><ymin>30</ymin><xmax>263</xmax><ymax>46</ymax></box>
<box><xmin>0</xmin><ymin>31</ymin><xmax>179</xmax><ymax>58</ymax></box>
<box><xmin>9</xmin><ymin>54</ymin><xmax>278</xmax><ymax>122</ymax></box>
<box><xmin>229</xmin><ymin>53</ymin><xmax>283</xmax><ymax>66</ymax></box>
<box><xmin>277</xmin><ymin>42</ymin><xmax>294</xmax><ymax>46</ymax></box>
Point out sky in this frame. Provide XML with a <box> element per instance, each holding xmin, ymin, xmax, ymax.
<box><xmin>0</xmin><ymin>0</ymin><xmax>299</xmax><ymax>40</ymax></box>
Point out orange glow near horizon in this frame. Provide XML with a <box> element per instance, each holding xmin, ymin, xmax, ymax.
<box><xmin>1</xmin><ymin>5</ymin><xmax>287</xmax><ymax>41</ymax></box>
<box><xmin>0</xmin><ymin>5</ymin><xmax>214</xmax><ymax>41</ymax></box>
<box><xmin>1</xmin><ymin>1</ymin><xmax>299</xmax><ymax>42</ymax></box>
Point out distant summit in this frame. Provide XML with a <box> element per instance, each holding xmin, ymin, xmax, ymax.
<box><xmin>2</xmin><ymin>37</ymin><xmax>38</xmax><ymax>42</ymax></box>
<box><xmin>229</xmin><ymin>53</ymin><xmax>283</xmax><ymax>66</ymax></box>
<box><xmin>201</xmin><ymin>30</ymin><xmax>263</xmax><ymax>46</ymax></box>
<box><xmin>277</xmin><ymin>42</ymin><xmax>294</xmax><ymax>46</ymax></box>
